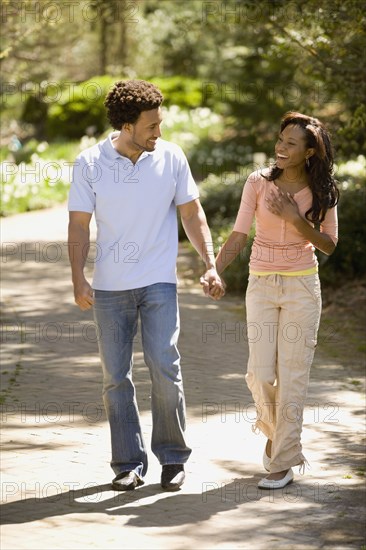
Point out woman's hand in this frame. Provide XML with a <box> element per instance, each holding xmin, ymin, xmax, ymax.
<box><xmin>265</xmin><ymin>189</ymin><xmax>300</xmax><ymax>224</ymax></box>
<box><xmin>200</xmin><ymin>268</ymin><xmax>226</xmax><ymax>300</ymax></box>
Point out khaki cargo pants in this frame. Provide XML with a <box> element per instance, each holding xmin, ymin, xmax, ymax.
<box><xmin>245</xmin><ymin>273</ymin><xmax>322</xmax><ymax>473</ymax></box>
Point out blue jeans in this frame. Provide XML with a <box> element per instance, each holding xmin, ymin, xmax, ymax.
<box><xmin>93</xmin><ymin>283</ymin><xmax>191</xmax><ymax>478</ymax></box>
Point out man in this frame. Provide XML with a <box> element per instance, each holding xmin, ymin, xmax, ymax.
<box><xmin>68</xmin><ymin>79</ymin><xmax>224</xmax><ymax>492</ymax></box>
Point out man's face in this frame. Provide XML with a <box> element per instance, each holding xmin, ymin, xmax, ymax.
<box><xmin>129</xmin><ymin>108</ymin><xmax>163</xmax><ymax>153</ymax></box>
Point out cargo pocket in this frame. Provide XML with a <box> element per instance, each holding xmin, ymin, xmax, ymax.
<box><xmin>299</xmin><ymin>275</ymin><xmax>322</xmax><ymax>304</ymax></box>
<box><xmin>304</xmin><ymin>336</ymin><xmax>317</xmax><ymax>367</ymax></box>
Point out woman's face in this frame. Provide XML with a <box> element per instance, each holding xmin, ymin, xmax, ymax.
<box><xmin>275</xmin><ymin>124</ymin><xmax>312</xmax><ymax>173</ymax></box>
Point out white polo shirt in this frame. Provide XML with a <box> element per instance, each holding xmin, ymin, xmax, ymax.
<box><xmin>68</xmin><ymin>133</ymin><xmax>199</xmax><ymax>290</ymax></box>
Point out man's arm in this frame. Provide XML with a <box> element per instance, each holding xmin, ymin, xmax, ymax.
<box><xmin>178</xmin><ymin>199</ymin><xmax>224</xmax><ymax>300</ymax></box>
<box><xmin>68</xmin><ymin>211</ymin><xmax>94</xmax><ymax>310</ymax></box>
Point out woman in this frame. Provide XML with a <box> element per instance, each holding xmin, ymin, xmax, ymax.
<box><xmin>213</xmin><ymin>112</ymin><xmax>339</xmax><ymax>489</ymax></box>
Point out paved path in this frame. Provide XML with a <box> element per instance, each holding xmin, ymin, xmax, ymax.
<box><xmin>0</xmin><ymin>205</ymin><xmax>365</xmax><ymax>549</ymax></box>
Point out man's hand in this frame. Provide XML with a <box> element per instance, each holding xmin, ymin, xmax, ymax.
<box><xmin>73</xmin><ymin>280</ymin><xmax>94</xmax><ymax>311</ymax></box>
<box><xmin>200</xmin><ymin>268</ymin><xmax>226</xmax><ymax>300</ymax></box>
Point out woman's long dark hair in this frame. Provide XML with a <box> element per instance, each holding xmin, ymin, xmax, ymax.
<box><xmin>265</xmin><ymin>112</ymin><xmax>339</xmax><ymax>223</ymax></box>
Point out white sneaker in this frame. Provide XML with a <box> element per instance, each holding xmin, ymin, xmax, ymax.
<box><xmin>258</xmin><ymin>468</ymin><xmax>294</xmax><ymax>490</ymax></box>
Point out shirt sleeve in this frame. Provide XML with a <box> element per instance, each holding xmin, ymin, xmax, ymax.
<box><xmin>233</xmin><ymin>172</ymin><xmax>258</xmax><ymax>234</ymax></box>
<box><xmin>320</xmin><ymin>205</ymin><xmax>338</xmax><ymax>245</ymax></box>
<box><xmin>173</xmin><ymin>147</ymin><xmax>200</xmax><ymax>206</ymax></box>
<box><xmin>68</xmin><ymin>155</ymin><xmax>96</xmax><ymax>213</ymax></box>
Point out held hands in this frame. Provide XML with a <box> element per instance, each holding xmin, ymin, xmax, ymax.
<box><xmin>265</xmin><ymin>189</ymin><xmax>300</xmax><ymax>224</ymax></box>
<box><xmin>200</xmin><ymin>267</ymin><xmax>226</xmax><ymax>301</ymax></box>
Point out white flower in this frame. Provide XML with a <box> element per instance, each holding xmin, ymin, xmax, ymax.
<box><xmin>36</xmin><ymin>142</ymin><xmax>49</xmax><ymax>153</ymax></box>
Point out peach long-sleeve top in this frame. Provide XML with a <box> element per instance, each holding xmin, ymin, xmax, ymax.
<box><xmin>233</xmin><ymin>170</ymin><xmax>338</xmax><ymax>274</ymax></box>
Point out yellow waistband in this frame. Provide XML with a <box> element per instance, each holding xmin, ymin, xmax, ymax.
<box><xmin>250</xmin><ymin>267</ymin><xmax>318</xmax><ymax>277</ymax></box>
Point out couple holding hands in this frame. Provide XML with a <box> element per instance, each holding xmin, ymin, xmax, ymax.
<box><xmin>68</xmin><ymin>80</ymin><xmax>338</xmax><ymax>493</ymax></box>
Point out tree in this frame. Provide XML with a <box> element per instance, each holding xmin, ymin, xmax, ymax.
<box><xmin>137</xmin><ymin>0</ymin><xmax>365</xmax><ymax>159</ymax></box>
<box><xmin>1</xmin><ymin>0</ymin><xmax>364</xmax><ymax>159</ymax></box>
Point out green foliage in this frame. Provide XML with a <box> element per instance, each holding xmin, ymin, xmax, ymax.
<box><xmin>0</xmin><ymin>140</ymin><xmax>83</xmax><ymax>216</ymax></box>
<box><xmin>0</xmin><ymin>154</ymin><xmax>70</xmax><ymax>216</ymax></box>
<box><xmin>20</xmin><ymin>95</ymin><xmax>48</xmax><ymax>133</ymax></box>
<box><xmin>150</xmin><ymin>77</ymin><xmax>203</xmax><ymax>109</ymax></box>
<box><xmin>178</xmin><ymin>170</ymin><xmax>245</xmax><ymax>240</ymax></box>
<box><xmin>187</xmin><ymin>138</ymin><xmax>255</xmax><ymax>181</ymax></box>
<box><xmin>160</xmin><ymin>105</ymin><xmax>226</xmax><ymax>179</ymax></box>
<box><xmin>199</xmin><ymin>171</ymin><xmax>247</xmax><ymax>227</ymax></box>
<box><xmin>7</xmin><ymin>138</ymin><xmax>40</xmax><ymax>164</ymax></box>
<box><xmin>336</xmin><ymin>105</ymin><xmax>366</xmax><ymax>159</ymax></box>
<box><xmin>2</xmin><ymin>0</ymin><xmax>365</xmax><ymax>160</ymax></box>
<box><xmin>44</xmin><ymin>75</ymin><xmax>208</xmax><ymax>140</ymax></box>
<box><xmin>326</xmin><ymin>155</ymin><xmax>366</xmax><ymax>284</ymax></box>
<box><xmin>319</xmin><ymin>188</ymin><xmax>366</xmax><ymax>285</ymax></box>
<box><xmin>46</xmin><ymin>76</ymin><xmax>115</xmax><ymax>140</ymax></box>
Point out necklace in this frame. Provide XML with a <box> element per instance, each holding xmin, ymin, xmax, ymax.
<box><xmin>274</xmin><ymin>178</ymin><xmax>309</xmax><ymax>195</ymax></box>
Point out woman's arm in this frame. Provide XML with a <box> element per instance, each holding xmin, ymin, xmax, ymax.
<box><xmin>292</xmin><ymin>216</ymin><xmax>336</xmax><ymax>255</ymax></box>
<box><xmin>215</xmin><ymin>231</ymin><xmax>248</xmax><ymax>275</ymax></box>
<box><xmin>265</xmin><ymin>189</ymin><xmax>336</xmax><ymax>256</ymax></box>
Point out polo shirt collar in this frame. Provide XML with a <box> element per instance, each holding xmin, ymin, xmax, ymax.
<box><xmin>104</xmin><ymin>131</ymin><xmax>155</xmax><ymax>162</ymax></box>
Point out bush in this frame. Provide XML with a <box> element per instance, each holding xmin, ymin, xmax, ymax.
<box><xmin>319</xmin><ymin>155</ymin><xmax>366</xmax><ymax>285</ymax></box>
<box><xmin>161</xmin><ymin>105</ymin><xmax>225</xmax><ymax>180</ymax></box>
<box><xmin>0</xmin><ymin>154</ymin><xmax>70</xmax><ymax>216</ymax></box>
<box><xmin>150</xmin><ymin>76</ymin><xmax>203</xmax><ymax>109</ymax></box>
<box><xmin>0</xmin><ymin>139</ymin><xmax>88</xmax><ymax>216</ymax></box>
<box><xmin>178</xmin><ymin>171</ymin><xmax>244</xmax><ymax>241</ymax></box>
<box><xmin>46</xmin><ymin>76</ymin><xmax>115</xmax><ymax>140</ymax></box>
<box><xmin>198</xmin><ymin>171</ymin><xmax>247</xmax><ymax>227</ymax></box>
<box><xmin>20</xmin><ymin>95</ymin><xmax>48</xmax><ymax>140</ymax></box>
<box><xmin>187</xmin><ymin>137</ymin><xmax>255</xmax><ymax>181</ymax></box>
<box><xmin>319</xmin><ymin>188</ymin><xmax>366</xmax><ymax>285</ymax></box>
<box><xmin>45</xmin><ymin>75</ymin><xmax>207</xmax><ymax>141</ymax></box>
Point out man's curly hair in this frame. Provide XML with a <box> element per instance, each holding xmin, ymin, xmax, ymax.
<box><xmin>104</xmin><ymin>80</ymin><xmax>163</xmax><ymax>129</ymax></box>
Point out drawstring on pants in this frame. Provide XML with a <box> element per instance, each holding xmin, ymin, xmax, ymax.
<box><xmin>299</xmin><ymin>458</ymin><xmax>311</xmax><ymax>475</ymax></box>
